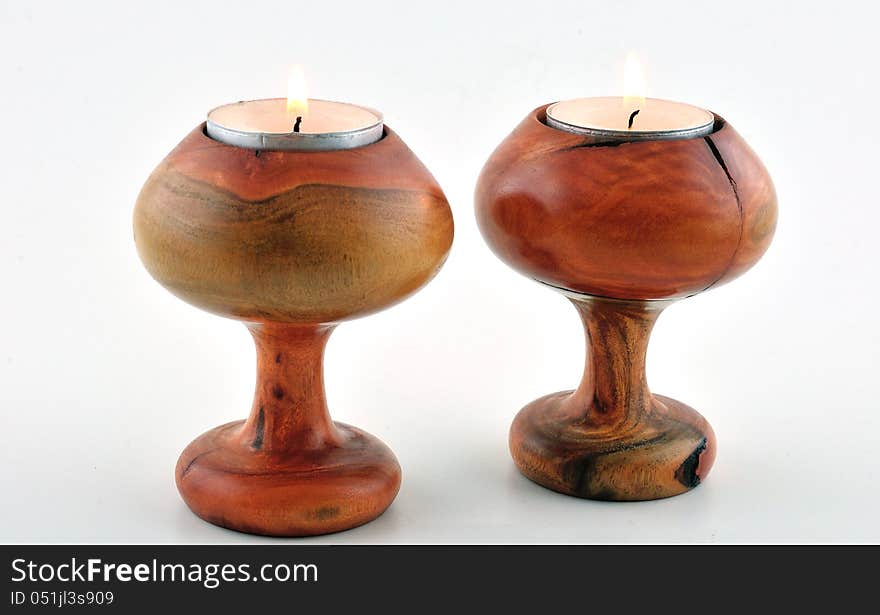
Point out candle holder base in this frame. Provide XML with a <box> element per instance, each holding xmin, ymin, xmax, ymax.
<box><xmin>509</xmin><ymin>295</ymin><xmax>717</xmax><ymax>501</ymax></box>
<box><xmin>510</xmin><ymin>392</ymin><xmax>715</xmax><ymax>501</ymax></box>
<box><xmin>176</xmin><ymin>419</ymin><xmax>400</xmax><ymax>537</ymax></box>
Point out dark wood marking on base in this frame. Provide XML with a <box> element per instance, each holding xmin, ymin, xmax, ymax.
<box><xmin>589</xmin><ymin>488</ymin><xmax>617</xmax><ymax>501</ymax></box>
<box><xmin>181</xmin><ymin>448</ymin><xmax>216</xmax><ymax>478</ymax></box>
<box><xmin>275</xmin><ymin>352</ymin><xmax>282</xmax><ymax>364</ymax></box>
<box><xmin>563</xmin><ymin>431</ymin><xmax>673</xmax><ymax>497</ymax></box>
<box><xmin>569</xmin><ymin>456</ymin><xmax>598</xmax><ymax>496</ymax></box>
<box><xmin>507</xmin><ymin>297</ymin><xmax>717</xmax><ymax>501</ymax></box>
<box><xmin>272</xmin><ymin>385</ymin><xmax>285</xmax><ymax>400</ymax></box>
<box><xmin>675</xmin><ymin>438</ymin><xmax>707</xmax><ymax>489</ymax></box>
<box><xmin>311</xmin><ymin>506</ymin><xmax>340</xmax><ymax>521</ymax></box>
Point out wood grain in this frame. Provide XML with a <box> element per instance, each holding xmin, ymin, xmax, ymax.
<box><xmin>475</xmin><ymin>106</ymin><xmax>776</xmax><ymax>300</ymax></box>
<box><xmin>135</xmin><ymin>123</ymin><xmax>452</xmax><ymax>535</ymax></box>
<box><xmin>476</xmin><ymin>104</ymin><xmax>773</xmax><ymax>500</ymax></box>
<box><xmin>510</xmin><ymin>296</ymin><xmax>716</xmax><ymax>500</ymax></box>
<box><xmin>176</xmin><ymin>324</ymin><xmax>400</xmax><ymax>536</ymax></box>
<box><xmin>135</xmin><ymin>124</ymin><xmax>454</xmax><ymax>324</ymax></box>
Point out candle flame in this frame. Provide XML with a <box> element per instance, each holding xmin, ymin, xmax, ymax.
<box><xmin>623</xmin><ymin>51</ymin><xmax>647</xmax><ymax>111</ymax></box>
<box><xmin>287</xmin><ymin>66</ymin><xmax>309</xmax><ymax>116</ymax></box>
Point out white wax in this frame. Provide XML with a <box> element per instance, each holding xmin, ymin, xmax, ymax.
<box><xmin>546</xmin><ymin>97</ymin><xmax>714</xmax><ymax>140</ymax></box>
<box><xmin>206</xmin><ymin>98</ymin><xmax>383</xmax><ymax>151</ymax></box>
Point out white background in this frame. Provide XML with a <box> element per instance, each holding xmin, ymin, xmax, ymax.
<box><xmin>1</xmin><ymin>0</ymin><xmax>877</xmax><ymax>543</ymax></box>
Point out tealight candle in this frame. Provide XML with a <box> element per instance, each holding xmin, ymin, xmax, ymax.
<box><xmin>546</xmin><ymin>96</ymin><xmax>714</xmax><ymax>141</ymax></box>
<box><xmin>545</xmin><ymin>52</ymin><xmax>713</xmax><ymax>141</ymax></box>
<box><xmin>207</xmin><ymin>68</ymin><xmax>383</xmax><ymax>151</ymax></box>
<box><xmin>207</xmin><ymin>98</ymin><xmax>383</xmax><ymax>151</ymax></box>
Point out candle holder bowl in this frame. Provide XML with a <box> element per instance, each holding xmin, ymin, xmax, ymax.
<box><xmin>135</xmin><ymin>124</ymin><xmax>453</xmax><ymax>535</ymax></box>
<box><xmin>475</xmin><ymin>105</ymin><xmax>776</xmax><ymax>500</ymax></box>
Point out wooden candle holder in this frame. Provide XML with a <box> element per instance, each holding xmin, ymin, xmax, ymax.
<box><xmin>475</xmin><ymin>105</ymin><xmax>776</xmax><ymax>500</ymax></box>
<box><xmin>134</xmin><ymin>124</ymin><xmax>453</xmax><ymax>535</ymax></box>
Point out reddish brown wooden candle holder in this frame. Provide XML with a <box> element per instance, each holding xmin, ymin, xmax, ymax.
<box><xmin>134</xmin><ymin>124</ymin><xmax>453</xmax><ymax>535</ymax></box>
<box><xmin>475</xmin><ymin>105</ymin><xmax>776</xmax><ymax>500</ymax></box>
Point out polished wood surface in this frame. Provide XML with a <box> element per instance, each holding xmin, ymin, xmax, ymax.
<box><xmin>135</xmin><ymin>124</ymin><xmax>453</xmax><ymax>535</ymax></box>
<box><xmin>475</xmin><ymin>106</ymin><xmax>776</xmax><ymax>300</ymax></box>
<box><xmin>476</xmin><ymin>105</ymin><xmax>774</xmax><ymax>500</ymax></box>
<box><xmin>135</xmin><ymin>124</ymin><xmax>453</xmax><ymax>324</ymax></box>
<box><xmin>510</xmin><ymin>296</ymin><xmax>715</xmax><ymax>500</ymax></box>
<box><xmin>177</xmin><ymin>324</ymin><xmax>401</xmax><ymax>536</ymax></box>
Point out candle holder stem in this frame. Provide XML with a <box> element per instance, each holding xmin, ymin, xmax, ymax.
<box><xmin>240</xmin><ymin>323</ymin><xmax>342</xmax><ymax>454</ymax></box>
<box><xmin>509</xmin><ymin>294</ymin><xmax>716</xmax><ymax>501</ymax></box>
<box><xmin>175</xmin><ymin>323</ymin><xmax>401</xmax><ymax>536</ymax></box>
<box><xmin>571</xmin><ymin>297</ymin><xmax>660</xmax><ymax>428</ymax></box>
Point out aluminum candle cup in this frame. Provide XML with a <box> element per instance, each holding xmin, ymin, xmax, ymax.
<box><xmin>546</xmin><ymin>96</ymin><xmax>714</xmax><ymax>141</ymax></box>
<box><xmin>206</xmin><ymin>98</ymin><xmax>384</xmax><ymax>151</ymax></box>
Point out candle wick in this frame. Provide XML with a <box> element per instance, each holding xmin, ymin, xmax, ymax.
<box><xmin>627</xmin><ymin>109</ymin><xmax>640</xmax><ymax>130</ymax></box>
<box><xmin>293</xmin><ymin>116</ymin><xmax>303</xmax><ymax>133</ymax></box>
